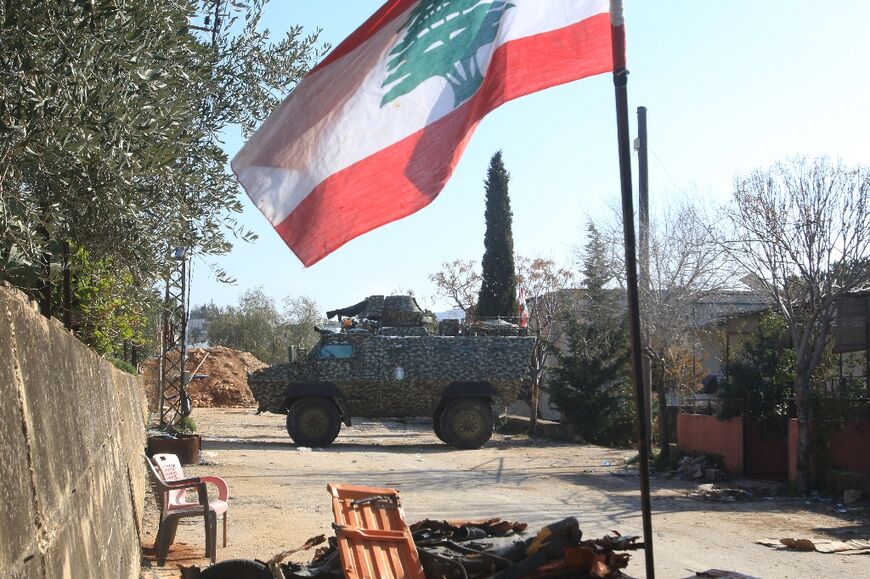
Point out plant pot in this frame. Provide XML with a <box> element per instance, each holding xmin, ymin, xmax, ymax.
<box><xmin>147</xmin><ymin>434</ymin><xmax>201</xmax><ymax>465</ymax></box>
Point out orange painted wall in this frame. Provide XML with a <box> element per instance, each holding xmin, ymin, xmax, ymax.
<box><xmin>830</xmin><ymin>420</ymin><xmax>870</xmax><ymax>474</ymax></box>
<box><xmin>789</xmin><ymin>418</ymin><xmax>870</xmax><ymax>482</ymax></box>
<box><xmin>676</xmin><ymin>414</ymin><xmax>744</xmax><ymax>475</ymax></box>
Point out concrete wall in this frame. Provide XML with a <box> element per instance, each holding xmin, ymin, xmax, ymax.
<box><xmin>0</xmin><ymin>286</ymin><xmax>148</xmax><ymax>579</ymax></box>
<box><xmin>676</xmin><ymin>414</ymin><xmax>744</xmax><ymax>475</ymax></box>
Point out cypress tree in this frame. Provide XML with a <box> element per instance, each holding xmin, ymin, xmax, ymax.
<box><xmin>582</xmin><ymin>221</ymin><xmax>616</xmax><ymax>311</ymax></box>
<box><xmin>477</xmin><ymin>151</ymin><xmax>517</xmax><ymax>317</ymax></box>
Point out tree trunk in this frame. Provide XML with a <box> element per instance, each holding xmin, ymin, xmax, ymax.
<box><xmin>38</xmin><ymin>256</ymin><xmax>51</xmax><ymax>318</ymax></box>
<box><xmin>62</xmin><ymin>241</ymin><xmax>72</xmax><ymax>329</ymax></box>
<box><xmin>37</xmin><ymin>219</ymin><xmax>51</xmax><ymax>318</ymax></box>
<box><xmin>529</xmin><ymin>375</ymin><xmax>540</xmax><ymax>431</ymax></box>
<box><xmin>642</xmin><ymin>354</ymin><xmax>653</xmax><ymax>457</ymax></box>
<box><xmin>794</xmin><ymin>366</ymin><xmax>813</xmax><ymax>493</ymax></box>
<box><xmin>529</xmin><ymin>342</ymin><xmax>543</xmax><ymax>431</ymax></box>
<box><xmin>658</xmin><ymin>364</ymin><xmax>669</xmax><ymax>460</ymax></box>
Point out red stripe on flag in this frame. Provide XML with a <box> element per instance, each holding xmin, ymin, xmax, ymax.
<box><xmin>276</xmin><ymin>13</ymin><xmax>613</xmax><ymax>266</ymax></box>
<box><xmin>310</xmin><ymin>0</ymin><xmax>417</xmax><ymax>75</ymax></box>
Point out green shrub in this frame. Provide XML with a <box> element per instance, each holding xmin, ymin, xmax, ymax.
<box><xmin>108</xmin><ymin>357</ymin><xmax>137</xmax><ymax>375</ymax></box>
<box><xmin>153</xmin><ymin>415</ymin><xmax>197</xmax><ymax>435</ymax></box>
<box><xmin>718</xmin><ymin>313</ymin><xmax>794</xmax><ymax>432</ymax></box>
<box><xmin>549</xmin><ymin>314</ymin><xmax>635</xmax><ymax>447</ymax></box>
<box><xmin>175</xmin><ymin>416</ymin><xmax>197</xmax><ymax>434</ymax></box>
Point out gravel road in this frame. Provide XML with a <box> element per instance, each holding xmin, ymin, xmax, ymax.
<box><xmin>142</xmin><ymin>408</ymin><xmax>869</xmax><ymax>578</ymax></box>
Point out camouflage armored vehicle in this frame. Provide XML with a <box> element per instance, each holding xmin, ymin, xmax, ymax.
<box><xmin>248</xmin><ymin>296</ymin><xmax>535</xmax><ymax>449</ymax></box>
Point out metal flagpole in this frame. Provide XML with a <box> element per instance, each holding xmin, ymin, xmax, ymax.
<box><xmin>636</xmin><ymin>106</ymin><xmax>654</xmax><ymax>459</ymax></box>
<box><xmin>609</xmin><ymin>1</ymin><xmax>655</xmax><ymax>576</ymax></box>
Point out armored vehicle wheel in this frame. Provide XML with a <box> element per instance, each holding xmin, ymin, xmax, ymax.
<box><xmin>286</xmin><ymin>397</ymin><xmax>341</xmax><ymax>447</ymax></box>
<box><xmin>432</xmin><ymin>410</ymin><xmax>446</xmax><ymax>442</ymax></box>
<box><xmin>440</xmin><ymin>398</ymin><xmax>493</xmax><ymax>449</ymax></box>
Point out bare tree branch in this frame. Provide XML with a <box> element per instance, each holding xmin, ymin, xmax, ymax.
<box><xmin>721</xmin><ymin>156</ymin><xmax>870</xmax><ymax>493</ymax></box>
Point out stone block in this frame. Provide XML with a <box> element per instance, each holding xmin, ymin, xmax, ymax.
<box><xmin>107</xmin><ymin>368</ymin><xmax>147</xmax><ymax>533</ymax></box>
<box><xmin>43</xmin><ymin>441</ymin><xmax>138</xmax><ymax>579</ymax></box>
<box><xmin>844</xmin><ymin>489</ymin><xmax>863</xmax><ymax>504</ymax></box>
<box><xmin>0</xmin><ymin>294</ymin><xmax>39</xmax><ymax>571</ymax></box>
<box><xmin>11</xmin><ymin>302</ymin><xmax>89</xmax><ymax>518</ymax></box>
<box><xmin>43</xmin><ymin>473</ymin><xmax>101</xmax><ymax>578</ymax></box>
<box><xmin>72</xmin><ymin>342</ymin><xmax>113</xmax><ymax>457</ymax></box>
<box><xmin>0</xmin><ymin>552</ymin><xmax>43</xmax><ymax>579</ymax></box>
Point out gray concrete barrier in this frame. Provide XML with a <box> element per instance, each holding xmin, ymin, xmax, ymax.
<box><xmin>0</xmin><ymin>286</ymin><xmax>147</xmax><ymax>578</ymax></box>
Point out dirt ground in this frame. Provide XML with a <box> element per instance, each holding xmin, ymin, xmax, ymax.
<box><xmin>142</xmin><ymin>408</ymin><xmax>870</xmax><ymax>578</ymax></box>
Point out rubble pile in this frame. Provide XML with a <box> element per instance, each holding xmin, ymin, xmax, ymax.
<box><xmin>141</xmin><ymin>346</ymin><xmax>266</xmax><ymax>409</ymax></box>
<box><xmin>674</xmin><ymin>454</ymin><xmax>723</xmax><ymax>481</ymax></box>
<box><xmin>694</xmin><ymin>484</ymin><xmax>752</xmax><ymax>503</ymax></box>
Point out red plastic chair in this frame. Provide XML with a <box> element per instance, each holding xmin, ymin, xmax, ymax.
<box><xmin>146</xmin><ymin>454</ymin><xmax>229</xmax><ymax>565</ymax></box>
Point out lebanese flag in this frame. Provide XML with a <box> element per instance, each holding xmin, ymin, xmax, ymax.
<box><xmin>518</xmin><ymin>287</ymin><xmax>530</xmax><ymax>328</ymax></box>
<box><xmin>233</xmin><ymin>0</ymin><xmax>619</xmax><ymax>266</ymax></box>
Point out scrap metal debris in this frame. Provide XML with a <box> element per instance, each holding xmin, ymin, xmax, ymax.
<box><xmin>409</xmin><ymin>518</ymin><xmax>529</xmax><ymax>538</ymax></box>
<box><xmin>688</xmin><ymin>571</ymin><xmax>761</xmax><ymax>579</ymax></box>
<box><xmin>756</xmin><ymin>537</ymin><xmax>870</xmax><ymax>555</ymax></box>
<box><xmin>693</xmin><ymin>484</ymin><xmax>751</xmax><ymax>503</ymax></box>
<box><xmin>267</xmin><ymin>535</ymin><xmax>328</xmax><ymax>576</ymax></box>
<box><xmin>192</xmin><ymin>484</ymin><xmax>645</xmax><ymax>578</ymax></box>
<box><xmin>282</xmin><ymin>516</ymin><xmax>643</xmax><ymax>579</ymax></box>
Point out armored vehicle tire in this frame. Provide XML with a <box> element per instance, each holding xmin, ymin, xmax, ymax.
<box><xmin>432</xmin><ymin>411</ymin><xmax>446</xmax><ymax>442</ymax></box>
<box><xmin>432</xmin><ymin>402</ymin><xmax>448</xmax><ymax>442</ymax></box>
<box><xmin>286</xmin><ymin>397</ymin><xmax>341</xmax><ymax>447</ymax></box>
<box><xmin>440</xmin><ymin>398</ymin><xmax>493</xmax><ymax>449</ymax></box>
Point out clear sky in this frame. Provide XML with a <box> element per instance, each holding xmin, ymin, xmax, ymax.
<box><xmin>189</xmin><ymin>0</ymin><xmax>870</xmax><ymax>314</ymax></box>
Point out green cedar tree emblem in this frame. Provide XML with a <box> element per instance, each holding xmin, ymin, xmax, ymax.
<box><xmin>381</xmin><ymin>0</ymin><xmax>515</xmax><ymax>108</ymax></box>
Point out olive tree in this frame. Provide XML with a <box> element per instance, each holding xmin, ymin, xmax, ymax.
<box><xmin>283</xmin><ymin>295</ymin><xmax>323</xmax><ymax>352</ymax></box>
<box><xmin>0</xmin><ymin>0</ymin><xmax>325</xmax><ymax>348</ymax></box>
<box><xmin>199</xmin><ymin>289</ymin><xmax>322</xmax><ymax>364</ymax></box>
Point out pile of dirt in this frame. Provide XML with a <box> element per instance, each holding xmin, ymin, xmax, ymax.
<box><xmin>140</xmin><ymin>346</ymin><xmax>267</xmax><ymax>409</ymax></box>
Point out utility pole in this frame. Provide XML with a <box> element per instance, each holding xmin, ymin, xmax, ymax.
<box><xmin>634</xmin><ymin>106</ymin><xmax>654</xmax><ymax>457</ymax></box>
<box><xmin>158</xmin><ymin>1</ymin><xmax>225</xmax><ymax>426</ymax></box>
<box><xmin>158</xmin><ymin>247</ymin><xmax>191</xmax><ymax>425</ymax></box>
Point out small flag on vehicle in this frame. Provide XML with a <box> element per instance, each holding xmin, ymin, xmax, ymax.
<box><xmin>518</xmin><ymin>287</ymin><xmax>530</xmax><ymax>328</ymax></box>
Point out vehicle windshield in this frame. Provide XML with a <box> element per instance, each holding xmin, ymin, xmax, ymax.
<box><xmin>318</xmin><ymin>343</ymin><xmax>353</xmax><ymax>359</ymax></box>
